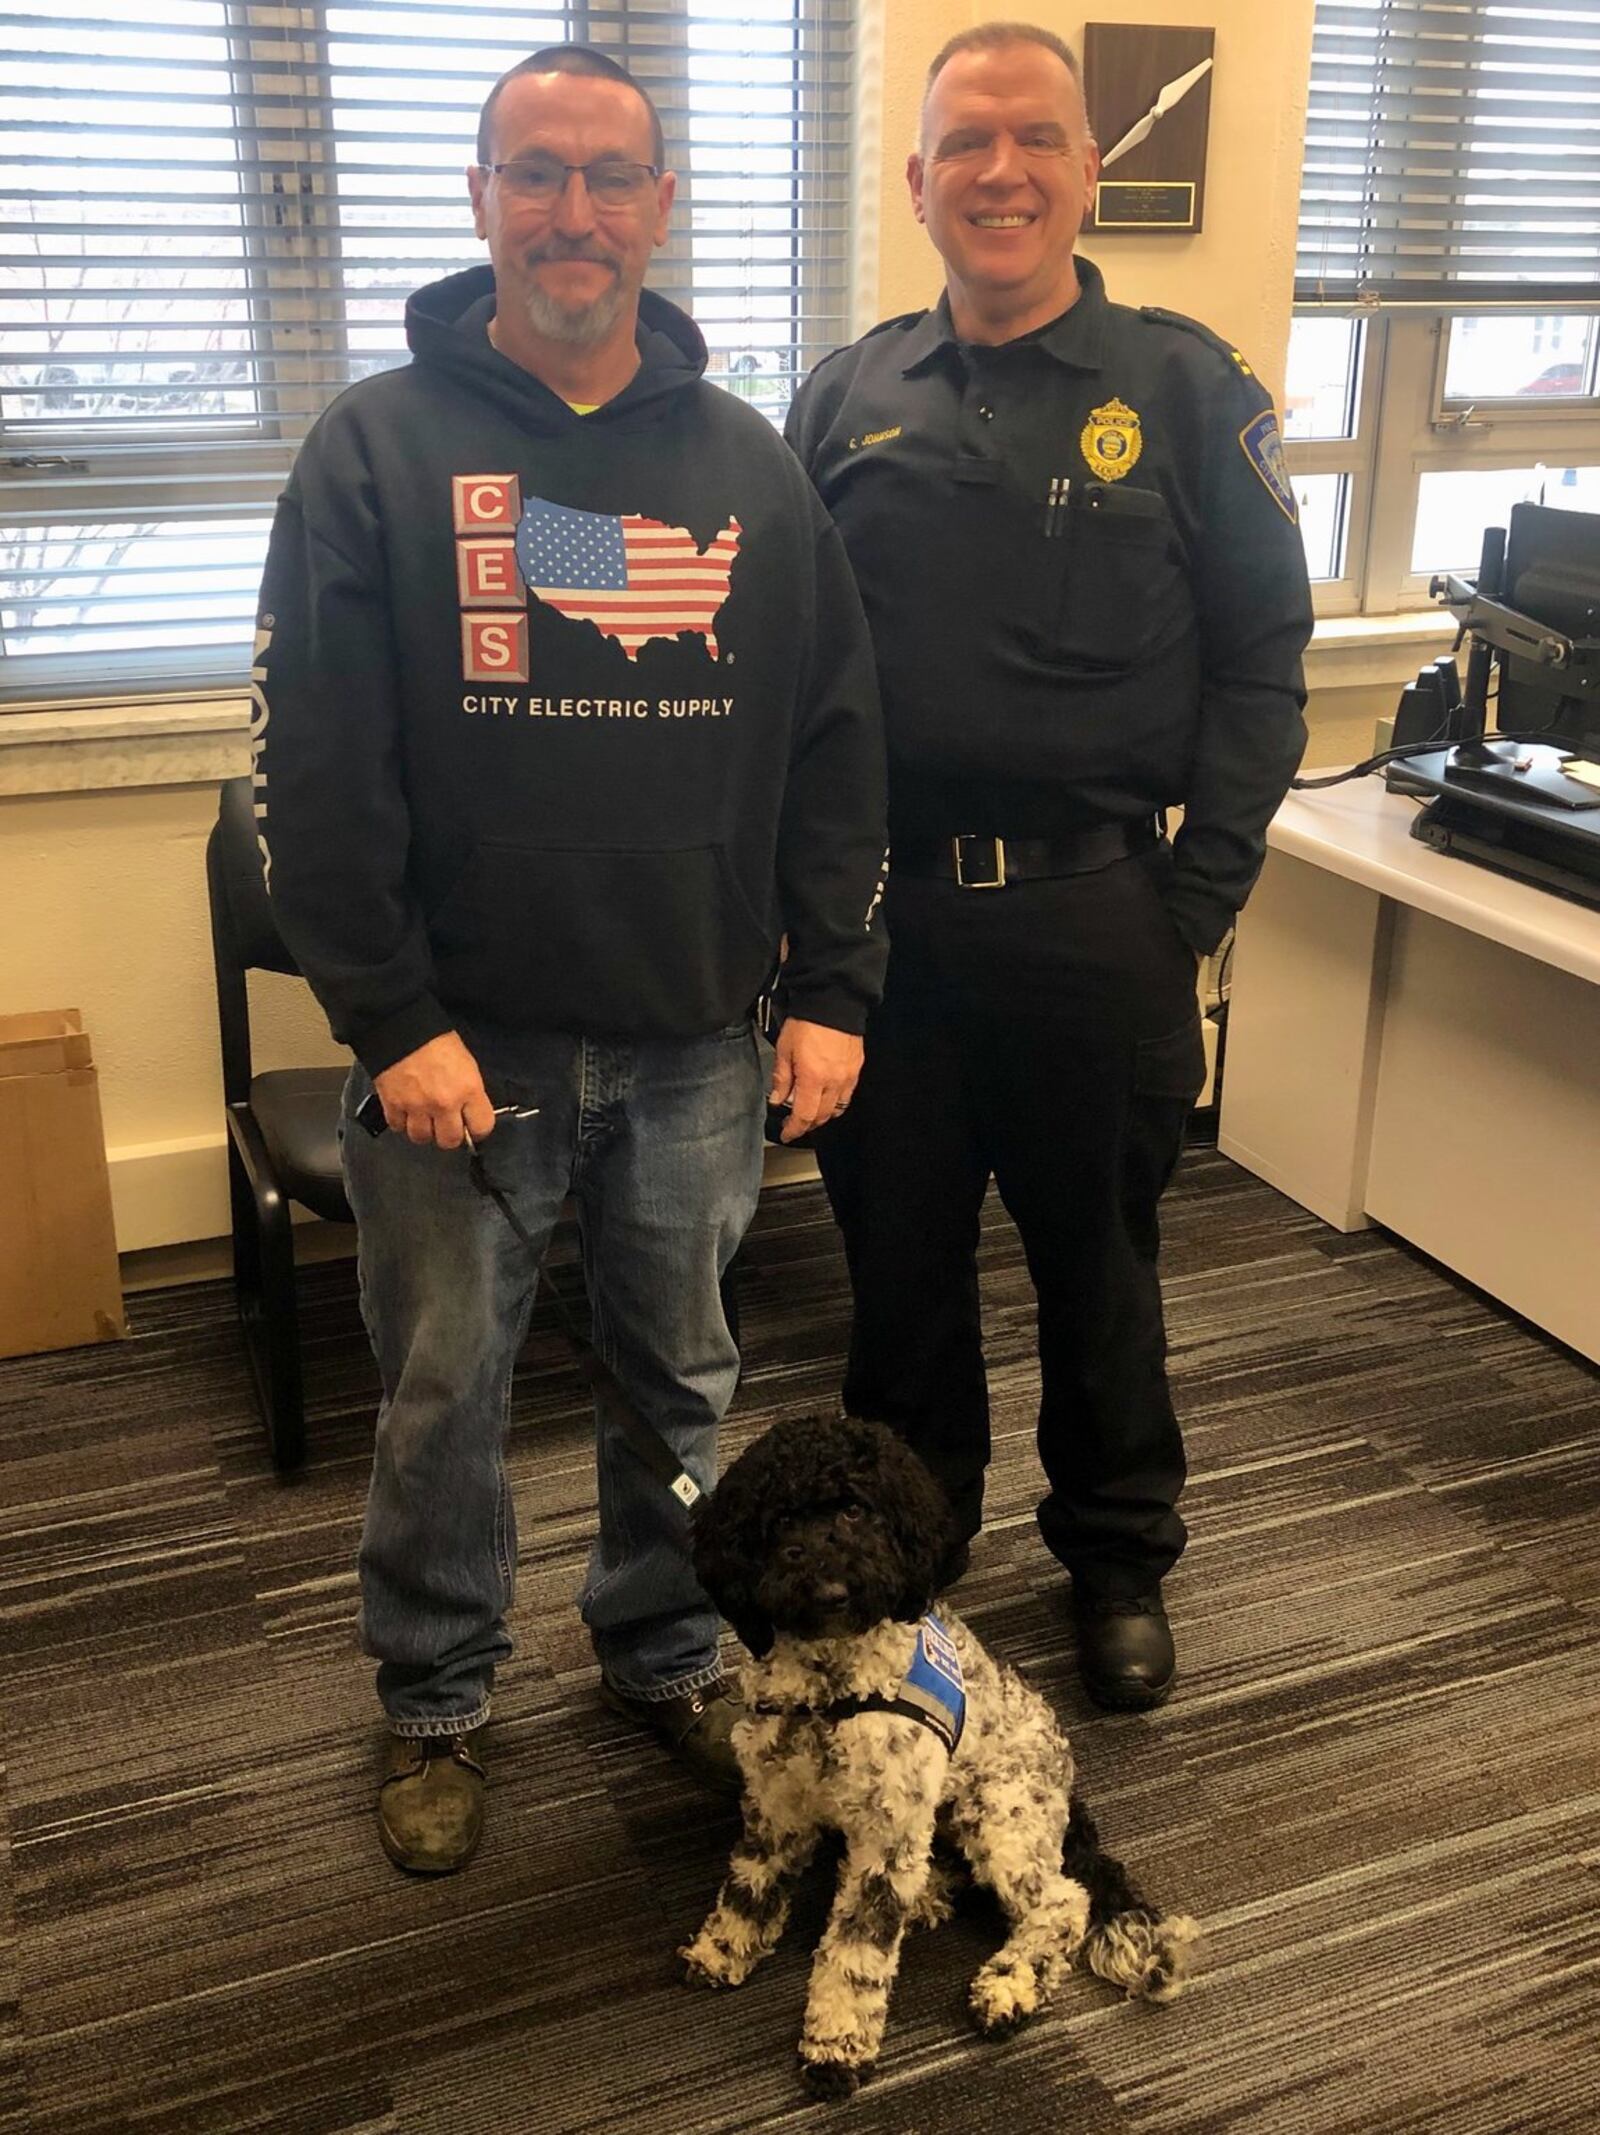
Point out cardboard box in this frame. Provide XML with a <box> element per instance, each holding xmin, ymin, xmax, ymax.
<box><xmin>0</xmin><ymin>1008</ymin><xmax>127</xmax><ymax>1358</ymax></box>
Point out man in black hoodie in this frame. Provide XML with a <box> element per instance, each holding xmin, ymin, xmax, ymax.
<box><xmin>253</xmin><ymin>46</ymin><xmax>887</xmax><ymax>1873</ymax></box>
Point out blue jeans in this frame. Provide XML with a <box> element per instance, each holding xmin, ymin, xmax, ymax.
<box><xmin>341</xmin><ymin>1017</ymin><xmax>767</xmax><ymax>1739</ymax></box>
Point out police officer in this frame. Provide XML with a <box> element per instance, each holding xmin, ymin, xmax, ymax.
<box><xmin>785</xmin><ymin>22</ymin><xmax>1313</xmax><ymax>1709</ymax></box>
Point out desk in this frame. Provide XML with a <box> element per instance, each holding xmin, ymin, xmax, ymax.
<box><xmin>1219</xmin><ymin>776</ymin><xmax>1600</xmax><ymax>1364</ymax></box>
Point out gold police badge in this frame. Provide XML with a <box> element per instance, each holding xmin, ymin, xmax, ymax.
<box><xmin>1080</xmin><ymin>398</ymin><xmax>1143</xmax><ymax>482</ymax></box>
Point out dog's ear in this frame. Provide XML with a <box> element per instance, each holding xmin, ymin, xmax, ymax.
<box><xmin>691</xmin><ymin>1469</ymin><xmax>775</xmax><ymax>1659</ymax></box>
<box><xmin>875</xmin><ymin>1431</ymin><xmax>954</xmax><ymax>1621</ymax></box>
<box><xmin>724</xmin><ymin>1607</ymin><xmax>775</xmax><ymax>1660</ymax></box>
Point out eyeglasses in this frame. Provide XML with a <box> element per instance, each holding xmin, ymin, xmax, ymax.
<box><xmin>480</xmin><ymin>156</ymin><xmax>661</xmax><ymax>207</ymax></box>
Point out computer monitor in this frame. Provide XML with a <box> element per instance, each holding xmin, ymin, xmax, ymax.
<box><xmin>1498</xmin><ymin>501</ymin><xmax>1600</xmax><ymax>756</ymax></box>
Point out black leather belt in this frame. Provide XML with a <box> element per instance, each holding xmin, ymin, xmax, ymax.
<box><xmin>892</xmin><ymin>819</ymin><xmax>1156</xmax><ymax>889</ymax></box>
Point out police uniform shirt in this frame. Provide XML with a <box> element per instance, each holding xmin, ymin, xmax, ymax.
<box><xmin>784</xmin><ymin>257</ymin><xmax>1315</xmax><ymax>955</ymax></box>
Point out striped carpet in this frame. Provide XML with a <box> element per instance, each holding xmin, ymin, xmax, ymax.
<box><xmin>1</xmin><ymin>1149</ymin><xmax>1597</xmax><ymax>2135</ymax></box>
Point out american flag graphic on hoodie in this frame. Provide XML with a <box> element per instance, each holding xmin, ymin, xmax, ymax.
<box><xmin>515</xmin><ymin>496</ymin><xmax>742</xmax><ymax>660</ymax></box>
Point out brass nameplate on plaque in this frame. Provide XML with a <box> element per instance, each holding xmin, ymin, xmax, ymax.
<box><xmin>1093</xmin><ymin>181</ymin><xmax>1197</xmax><ymax>231</ymax></box>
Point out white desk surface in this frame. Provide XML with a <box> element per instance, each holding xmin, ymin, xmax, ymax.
<box><xmin>1266</xmin><ymin>775</ymin><xmax>1600</xmax><ymax>986</ymax></box>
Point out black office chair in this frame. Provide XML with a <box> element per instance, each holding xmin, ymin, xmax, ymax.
<box><xmin>206</xmin><ymin>775</ymin><xmax>350</xmax><ymax>1470</ymax></box>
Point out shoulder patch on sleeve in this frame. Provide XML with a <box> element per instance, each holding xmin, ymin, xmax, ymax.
<box><xmin>1239</xmin><ymin>408</ymin><xmax>1298</xmax><ymax>523</ymax></box>
<box><xmin>1139</xmin><ymin>305</ymin><xmax>1257</xmax><ymax>380</ymax></box>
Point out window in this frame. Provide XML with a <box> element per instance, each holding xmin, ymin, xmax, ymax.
<box><xmin>1286</xmin><ymin>1</ymin><xmax>1600</xmax><ymax>615</ymax></box>
<box><xmin>0</xmin><ymin>0</ymin><xmax>853</xmax><ymax>702</ymax></box>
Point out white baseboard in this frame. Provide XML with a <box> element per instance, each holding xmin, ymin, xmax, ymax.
<box><xmin>113</xmin><ymin>1050</ymin><xmax>1232</xmax><ymax>1263</ymax></box>
<box><xmin>107</xmin><ymin>1132</ymin><xmax>335</xmax><ymax>1254</ymax></box>
<box><xmin>109</xmin><ymin>1133</ymin><xmax>230</xmax><ymax>1253</ymax></box>
<box><xmin>109</xmin><ymin>1130</ymin><xmax>822</xmax><ymax>1259</ymax></box>
<box><xmin>1199</xmin><ymin>1014</ymin><xmax>1220</xmax><ymax>1109</ymax></box>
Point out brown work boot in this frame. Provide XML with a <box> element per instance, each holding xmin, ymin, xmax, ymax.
<box><xmin>600</xmin><ymin>1673</ymin><xmax>744</xmax><ymax>1793</ymax></box>
<box><xmin>377</xmin><ymin>1729</ymin><xmax>488</xmax><ymax>1874</ymax></box>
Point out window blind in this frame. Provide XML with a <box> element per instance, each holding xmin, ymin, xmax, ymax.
<box><xmin>0</xmin><ymin>0</ymin><xmax>854</xmax><ymax>700</ymax></box>
<box><xmin>1297</xmin><ymin>0</ymin><xmax>1600</xmax><ymax>307</ymax></box>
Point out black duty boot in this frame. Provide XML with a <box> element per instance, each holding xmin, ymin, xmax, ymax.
<box><xmin>1072</xmin><ymin>1588</ymin><xmax>1176</xmax><ymax>1711</ymax></box>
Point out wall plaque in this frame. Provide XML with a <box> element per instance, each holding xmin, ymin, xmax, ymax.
<box><xmin>1083</xmin><ymin>24</ymin><xmax>1215</xmax><ymax>235</ymax></box>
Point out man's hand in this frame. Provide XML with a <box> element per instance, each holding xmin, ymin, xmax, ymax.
<box><xmin>372</xmin><ymin>1032</ymin><xmax>496</xmax><ymax>1149</ymax></box>
<box><xmin>768</xmin><ymin>1018</ymin><xmax>864</xmax><ymax>1143</ymax></box>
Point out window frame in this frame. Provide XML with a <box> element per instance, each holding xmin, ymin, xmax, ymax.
<box><xmin>0</xmin><ymin>0</ymin><xmax>855</xmax><ymax>707</ymax></box>
<box><xmin>1286</xmin><ymin>305</ymin><xmax>1600</xmax><ymax>617</ymax></box>
<box><xmin>1283</xmin><ymin>308</ymin><xmax>1384</xmax><ymax>618</ymax></box>
<box><xmin>1292</xmin><ymin>0</ymin><xmax>1600</xmax><ymax>617</ymax></box>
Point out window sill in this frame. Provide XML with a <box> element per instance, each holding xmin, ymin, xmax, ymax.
<box><xmin>0</xmin><ymin>691</ymin><xmax>250</xmax><ymax>797</ymax></box>
<box><xmin>1304</xmin><ymin>610</ymin><xmax>1457</xmax><ymax>694</ymax></box>
<box><xmin>0</xmin><ymin>619</ymin><xmax>1460</xmax><ymax>799</ymax></box>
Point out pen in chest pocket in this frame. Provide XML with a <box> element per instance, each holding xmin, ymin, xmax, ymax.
<box><xmin>1044</xmin><ymin>475</ymin><xmax>1071</xmax><ymax>538</ymax></box>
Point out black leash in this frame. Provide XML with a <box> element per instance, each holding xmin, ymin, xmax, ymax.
<box><xmin>354</xmin><ymin>1089</ymin><xmax>702</xmax><ymax>1508</ymax></box>
<box><xmin>461</xmin><ymin>1133</ymin><xmax>704</xmax><ymax>1510</ymax></box>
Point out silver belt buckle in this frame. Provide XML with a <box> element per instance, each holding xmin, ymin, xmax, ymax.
<box><xmin>953</xmin><ymin>834</ymin><xmax>1007</xmax><ymax>889</ymax></box>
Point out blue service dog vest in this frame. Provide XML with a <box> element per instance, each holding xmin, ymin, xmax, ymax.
<box><xmin>755</xmin><ymin>1613</ymin><xmax>967</xmax><ymax>1753</ymax></box>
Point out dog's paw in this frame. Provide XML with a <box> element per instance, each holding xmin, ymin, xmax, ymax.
<box><xmin>968</xmin><ymin>1957</ymin><xmax>1042</xmax><ymax>2036</ymax></box>
<box><xmin>1086</xmin><ymin>1912</ymin><xmax>1201</xmax><ymax>2004</ymax></box>
<box><xmin>799</xmin><ymin>2053</ymin><xmax>870</xmax><ymax>2100</ymax></box>
<box><xmin>679</xmin><ymin>1935</ymin><xmax>751</xmax><ymax>1989</ymax></box>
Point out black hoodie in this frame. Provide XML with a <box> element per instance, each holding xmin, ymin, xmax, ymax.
<box><xmin>253</xmin><ymin>268</ymin><xmax>888</xmax><ymax>1076</ymax></box>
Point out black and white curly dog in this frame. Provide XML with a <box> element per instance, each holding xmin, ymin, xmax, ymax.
<box><xmin>682</xmin><ymin>1415</ymin><xmax>1199</xmax><ymax>2098</ymax></box>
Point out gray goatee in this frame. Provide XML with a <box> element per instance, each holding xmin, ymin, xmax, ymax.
<box><xmin>519</xmin><ymin>274</ymin><xmax>628</xmax><ymax>349</ymax></box>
